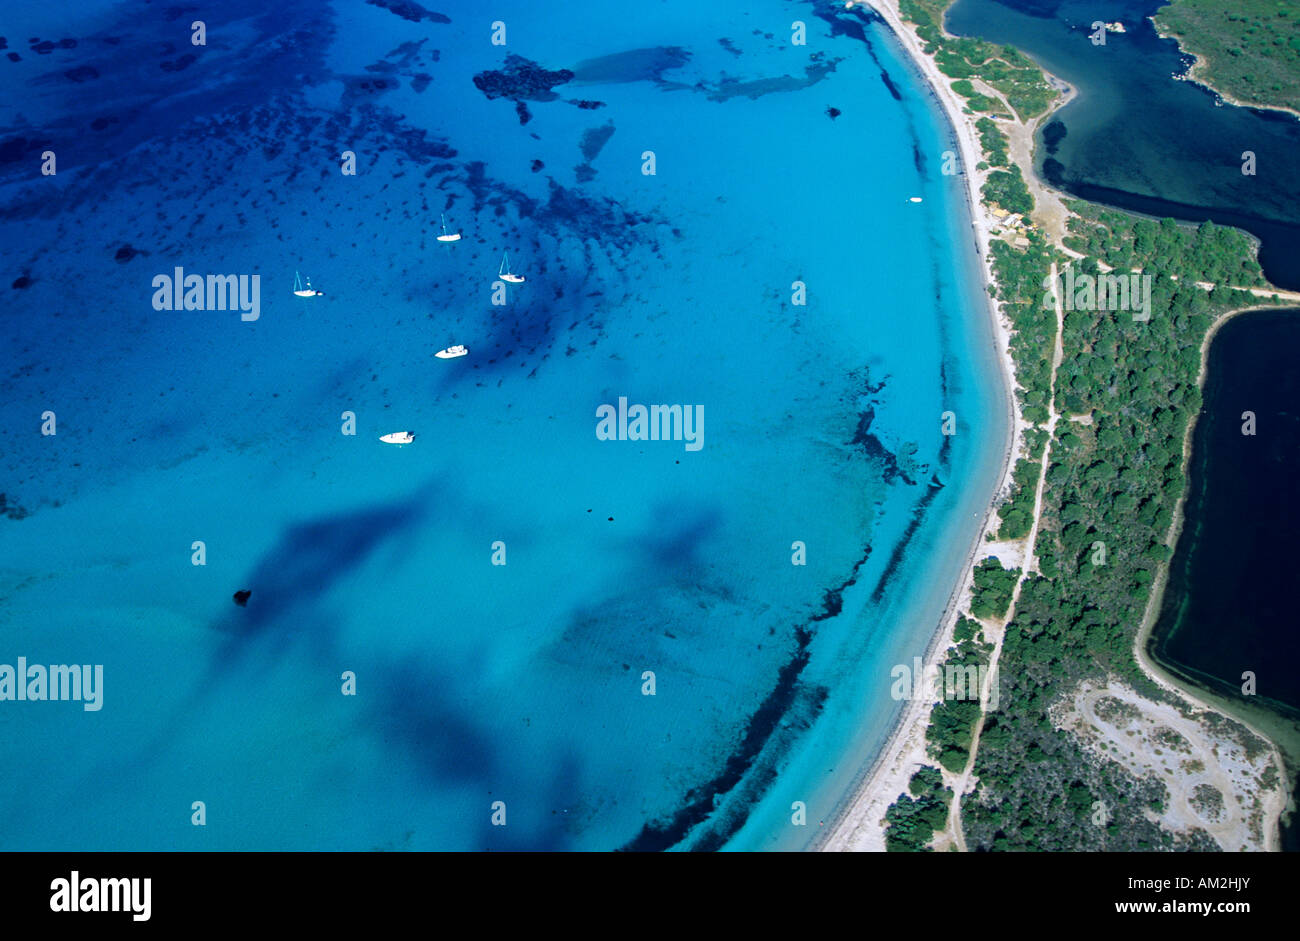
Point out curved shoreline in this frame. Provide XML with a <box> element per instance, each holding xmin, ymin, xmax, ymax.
<box><xmin>1150</xmin><ymin>15</ymin><xmax>1300</xmax><ymax>123</ymax></box>
<box><xmin>1133</xmin><ymin>302</ymin><xmax>1298</xmax><ymax>851</ymax></box>
<box><xmin>818</xmin><ymin>0</ymin><xmax>1021</xmax><ymax>852</ymax></box>
<box><xmin>821</xmin><ymin>0</ymin><xmax>1292</xmax><ymax>852</ymax></box>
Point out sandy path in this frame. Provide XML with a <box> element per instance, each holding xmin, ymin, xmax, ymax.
<box><xmin>943</xmin><ymin>261</ymin><xmax>1064</xmax><ymax>849</ymax></box>
<box><xmin>1056</xmin><ymin>680</ymin><xmax>1284</xmax><ymax>850</ymax></box>
<box><xmin>821</xmin><ymin>0</ymin><xmax>1293</xmax><ymax>855</ymax></box>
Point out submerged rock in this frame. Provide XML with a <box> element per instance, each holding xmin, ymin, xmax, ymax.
<box><xmin>473</xmin><ymin>54</ymin><xmax>573</xmax><ymax>102</ymax></box>
<box><xmin>232</xmin><ymin>589</ymin><xmax>251</xmax><ymax>607</ymax></box>
<box><xmin>0</xmin><ymin>493</ymin><xmax>30</xmax><ymax>520</ymax></box>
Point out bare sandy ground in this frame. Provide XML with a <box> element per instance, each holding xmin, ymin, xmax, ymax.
<box><xmin>821</xmin><ymin>0</ymin><xmax>1291</xmax><ymax>854</ymax></box>
<box><xmin>821</xmin><ymin>0</ymin><xmax>1022</xmax><ymax>852</ymax></box>
<box><xmin>1052</xmin><ymin>680</ymin><xmax>1286</xmax><ymax>851</ymax></box>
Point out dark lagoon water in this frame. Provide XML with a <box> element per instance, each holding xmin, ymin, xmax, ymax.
<box><xmin>947</xmin><ymin>0</ymin><xmax>1300</xmax><ymax>290</ymax></box>
<box><xmin>947</xmin><ymin>0</ymin><xmax>1300</xmax><ymax>847</ymax></box>
<box><xmin>1151</xmin><ymin>310</ymin><xmax>1300</xmax><ymax>719</ymax></box>
<box><xmin>1149</xmin><ymin>310</ymin><xmax>1300</xmax><ymax>851</ymax></box>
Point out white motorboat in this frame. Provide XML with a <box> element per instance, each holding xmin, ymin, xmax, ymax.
<box><xmin>436</xmin><ymin>344</ymin><xmax>469</xmax><ymax>359</ymax></box>
<box><xmin>380</xmin><ymin>431</ymin><xmax>416</xmax><ymax>444</ymax></box>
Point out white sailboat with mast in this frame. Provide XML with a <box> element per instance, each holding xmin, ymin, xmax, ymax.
<box><xmin>436</xmin><ymin>213</ymin><xmax>461</xmax><ymax>243</ymax></box>
<box><xmin>293</xmin><ymin>271</ymin><xmax>323</xmax><ymax>296</ymax></box>
<box><xmin>498</xmin><ymin>252</ymin><xmax>525</xmax><ymax>283</ymax></box>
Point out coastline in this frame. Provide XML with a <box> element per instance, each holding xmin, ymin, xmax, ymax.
<box><xmin>818</xmin><ymin>0</ymin><xmax>1023</xmax><ymax>852</ymax></box>
<box><xmin>820</xmin><ymin>0</ymin><xmax>1293</xmax><ymax>853</ymax></box>
<box><xmin>1151</xmin><ymin>16</ymin><xmax>1300</xmax><ymax>123</ymax></box>
<box><xmin>1132</xmin><ymin>302</ymin><xmax>1297</xmax><ymax>850</ymax></box>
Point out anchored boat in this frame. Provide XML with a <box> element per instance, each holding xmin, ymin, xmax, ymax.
<box><xmin>380</xmin><ymin>431</ymin><xmax>416</xmax><ymax>444</ymax></box>
<box><xmin>436</xmin><ymin>213</ymin><xmax>462</xmax><ymax>243</ymax></box>
<box><xmin>498</xmin><ymin>252</ymin><xmax>525</xmax><ymax>283</ymax></box>
<box><xmin>293</xmin><ymin>271</ymin><xmax>323</xmax><ymax>296</ymax></box>
<box><xmin>436</xmin><ymin>344</ymin><xmax>469</xmax><ymax>359</ymax></box>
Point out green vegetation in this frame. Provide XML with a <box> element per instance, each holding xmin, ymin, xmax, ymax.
<box><xmin>952</xmin><ymin>614</ymin><xmax>982</xmax><ymax>645</ymax></box>
<box><xmin>884</xmin><ymin>766</ymin><xmax>952</xmax><ymax>851</ymax></box>
<box><xmin>926</xmin><ymin>625</ymin><xmax>992</xmax><ymax>771</ymax></box>
<box><xmin>879</xmin><ymin>0</ymin><xmax>1280</xmax><ymax>852</ymax></box>
<box><xmin>981</xmin><ymin>165</ymin><xmax>1033</xmax><ymax>216</ymax></box>
<box><xmin>949</xmin><ymin>79</ymin><xmax>1001</xmax><ymax>113</ymax></box>
<box><xmin>996</xmin><ymin>458</ymin><xmax>1040</xmax><ymax>539</ymax></box>
<box><xmin>964</xmin><ymin>207</ymin><xmax>1265</xmax><ymax>851</ymax></box>
<box><xmin>1154</xmin><ymin>0</ymin><xmax>1300</xmax><ymax>113</ymax></box>
<box><xmin>900</xmin><ymin>0</ymin><xmax>1055</xmax><ymax>120</ymax></box>
<box><xmin>1063</xmin><ymin>212</ymin><xmax>1268</xmax><ymax>290</ymax></box>
<box><xmin>975</xmin><ymin>116</ymin><xmax>1009</xmax><ymax>167</ymax></box>
<box><xmin>970</xmin><ymin>557</ymin><xmax>1017</xmax><ymax>620</ymax></box>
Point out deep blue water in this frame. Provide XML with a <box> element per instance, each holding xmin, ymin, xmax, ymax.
<box><xmin>0</xmin><ymin>0</ymin><xmax>1006</xmax><ymax>849</ymax></box>
<box><xmin>1148</xmin><ymin>310</ymin><xmax>1300</xmax><ymax>851</ymax></box>
<box><xmin>948</xmin><ymin>0</ymin><xmax>1300</xmax><ymax>290</ymax></box>
<box><xmin>948</xmin><ymin>0</ymin><xmax>1300</xmax><ymax>849</ymax></box>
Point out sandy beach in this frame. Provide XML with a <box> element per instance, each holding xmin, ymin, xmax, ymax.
<box><xmin>819</xmin><ymin>0</ymin><xmax>1024</xmax><ymax>852</ymax></box>
<box><xmin>821</xmin><ymin>0</ymin><xmax>1293</xmax><ymax>853</ymax></box>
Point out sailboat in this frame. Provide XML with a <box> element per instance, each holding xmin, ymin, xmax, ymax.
<box><xmin>435</xmin><ymin>344</ymin><xmax>469</xmax><ymax>359</ymax></box>
<box><xmin>436</xmin><ymin>213</ymin><xmax>461</xmax><ymax>243</ymax></box>
<box><xmin>379</xmin><ymin>431</ymin><xmax>416</xmax><ymax>444</ymax></box>
<box><xmin>293</xmin><ymin>271</ymin><xmax>322</xmax><ymax>296</ymax></box>
<box><xmin>498</xmin><ymin>252</ymin><xmax>525</xmax><ymax>283</ymax></box>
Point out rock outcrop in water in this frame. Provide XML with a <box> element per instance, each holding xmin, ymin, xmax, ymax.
<box><xmin>473</xmin><ymin>54</ymin><xmax>574</xmax><ymax>102</ymax></box>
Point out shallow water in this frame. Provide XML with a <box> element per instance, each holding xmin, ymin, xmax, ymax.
<box><xmin>0</xmin><ymin>0</ymin><xmax>1005</xmax><ymax>849</ymax></box>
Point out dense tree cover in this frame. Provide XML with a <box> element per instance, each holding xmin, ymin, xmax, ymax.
<box><xmin>926</xmin><ymin>631</ymin><xmax>990</xmax><ymax>772</ymax></box>
<box><xmin>975</xmin><ymin>116</ymin><xmax>1009</xmax><ymax>167</ymax></box>
<box><xmin>963</xmin><ymin>206</ymin><xmax>1268</xmax><ymax>851</ymax></box>
<box><xmin>981</xmin><ymin>165</ymin><xmax>1033</xmax><ymax>216</ymax></box>
<box><xmin>884</xmin><ymin>766</ymin><xmax>952</xmax><ymax>851</ymax></box>
<box><xmin>1063</xmin><ymin>209</ymin><xmax>1267</xmax><ymax>290</ymax></box>
<box><xmin>885</xmin><ymin>632</ymin><xmax>989</xmax><ymax>850</ymax></box>
<box><xmin>989</xmin><ymin>231</ymin><xmax>1055</xmax><ymax>418</ymax></box>
<box><xmin>879</xmin><ymin>1</ymin><xmax>1276</xmax><ymax>852</ymax></box>
<box><xmin>996</xmin><ymin>458</ymin><xmax>1040</xmax><ymax>539</ymax></box>
<box><xmin>949</xmin><ymin>79</ymin><xmax>1002</xmax><ymax>114</ymax></box>
<box><xmin>1153</xmin><ymin>0</ymin><xmax>1300</xmax><ymax>112</ymax></box>
<box><xmin>982</xmin><ymin>209</ymin><xmax>1058</xmax><ymax>539</ymax></box>
<box><xmin>970</xmin><ymin>557</ymin><xmax>1017</xmax><ymax>619</ymax></box>
<box><xmin>952</xmin><ymin>614</ymin><xmax>982</xmax><ymax>644</ymax></box>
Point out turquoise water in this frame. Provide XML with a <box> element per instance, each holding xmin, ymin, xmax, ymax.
<box><xmin>0</xmin><ymin>0</ymin><xmax>1006</xmax><ymax>849</ymax></box>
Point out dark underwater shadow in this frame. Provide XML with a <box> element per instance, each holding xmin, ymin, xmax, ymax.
<box><xmin>74</xmin><ymin>476</ymin><xmax>594</xmax><ymax>848</ymax></box>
